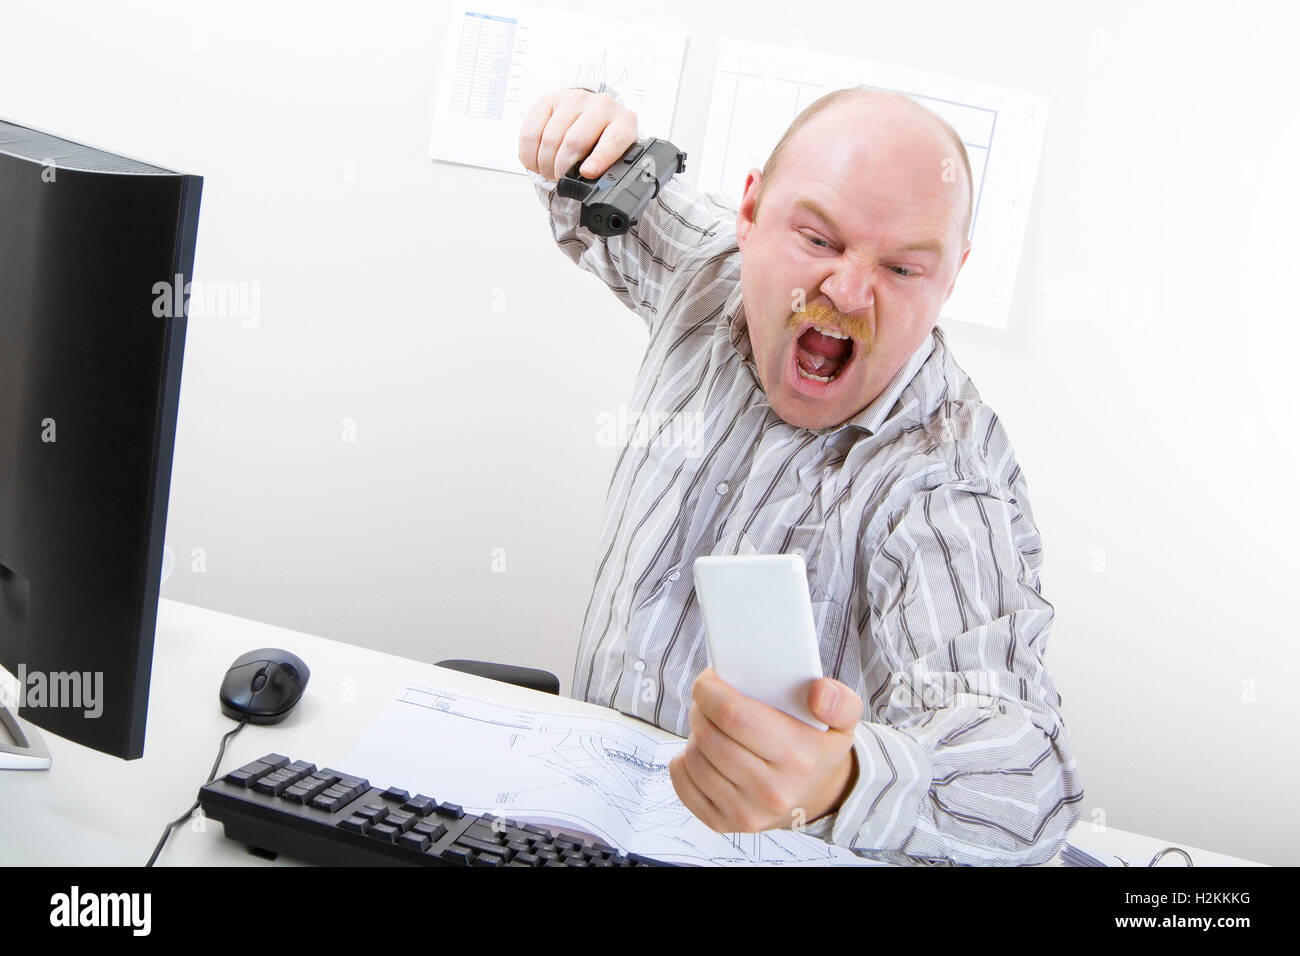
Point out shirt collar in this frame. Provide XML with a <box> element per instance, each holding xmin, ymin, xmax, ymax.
<box><xmin>724</xmin><ymin>285</ymin><xmax>937</xmax><ymax>438</ymax></box>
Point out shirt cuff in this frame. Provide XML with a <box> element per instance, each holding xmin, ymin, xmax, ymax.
<box><xmin>528</xmin><ymin>169</ymin><xmax>558</xmax><ymax>191</ymax></box>
<box><xmin>808</xmin><ymin>722</ymin><xmax>932</xmax><ymax>852</ymax></box>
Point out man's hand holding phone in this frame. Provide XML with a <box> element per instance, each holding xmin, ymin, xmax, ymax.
<box><xmin>669</xmin><ymin>667</ymin><xmax>863</xmax><ymax>834</ymax></box>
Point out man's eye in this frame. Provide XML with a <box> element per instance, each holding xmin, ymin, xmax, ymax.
<box><xmin>802</xmin><ymin>233</ymin><xmax>919</xmax><ymax>277</ymax></box>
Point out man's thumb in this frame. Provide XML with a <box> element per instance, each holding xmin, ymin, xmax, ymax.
<box><xmin>810</xmin><ymin>678</ymin><xmax>862</xmax><ymax>728</ymax></box>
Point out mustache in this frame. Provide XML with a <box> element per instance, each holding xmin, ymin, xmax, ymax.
<box><xmin>786</xmin><ymin>301</ymin><xmax>874</xmax><ymax>346</ymax></box>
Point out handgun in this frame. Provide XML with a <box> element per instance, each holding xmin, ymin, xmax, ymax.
<box><xmin>557</xmin><ymin>137</ymin><xmax>687</xmax><ymax>238</ymax></box>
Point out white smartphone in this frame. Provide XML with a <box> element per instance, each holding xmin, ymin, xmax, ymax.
<box><xmin>691</xmin><ymin>553</ymin><xmax>828</xmax><ymax>731</ymax></box>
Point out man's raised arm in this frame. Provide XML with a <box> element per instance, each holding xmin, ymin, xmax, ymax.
<box><xmin>518</xmin><ymin>83</ymin><xmax>729</xmax><ymax>335</ymax></box>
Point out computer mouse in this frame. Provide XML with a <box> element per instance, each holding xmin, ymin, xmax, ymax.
<box><xmin>219</xmin><ymin>648</ymin><xmax>310</xmax><ymax>724</ymax></box>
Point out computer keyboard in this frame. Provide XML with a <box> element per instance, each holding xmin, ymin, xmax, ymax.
<box><xmin>198</xmin><ymin>752</ymin><xmax>675</xmax><ymax>867</ymax></box>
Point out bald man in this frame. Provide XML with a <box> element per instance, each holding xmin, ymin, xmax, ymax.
<box><xmin>521</xmin><ymin>83</ymin><xmax>1083</xmax><ymax>866</ymax></box>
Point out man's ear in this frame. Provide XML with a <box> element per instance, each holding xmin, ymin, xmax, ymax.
<box><xmin>943</xmin><ymin>243</ymin><xmax>972</xmax><ymax>305</ymax></box>
<box><xmin>736</xmin><ymin>168</ymin><xmax>762</xmax><ymax>250</ymax></box>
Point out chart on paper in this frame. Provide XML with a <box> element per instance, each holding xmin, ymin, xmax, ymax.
<box><xmin>343</xmin><ymin>681</ymin><xmax>888</xmax><ymax>866</ymax></box>
<box><xmin>429</xmin><ymin>2</ymin><xmax>685</xmax><ymax>173</ymax></box>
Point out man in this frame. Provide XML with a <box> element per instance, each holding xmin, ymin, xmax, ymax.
<box><xmin>518</xmin><ymin>82</ymin><xmax>1083</xmax><ymax>865</ymax></box>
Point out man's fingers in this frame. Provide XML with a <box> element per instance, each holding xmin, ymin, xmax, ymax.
<box><xmin>517</xmin><ymin>89</ymin><xmax>636</xmax><ymax>181</ymax></box>
<box><xmin>682</xmin><ymin>736</ymin><xmax>742</xmax><ymax>810</ymax></box>
<box><xmin>691</xmin><ymin>668</ymin><xmax>787</xmax><ymax>762</ymax></box>
<box><xmin>517</xmin><ymin>90</ymin><xmax>560</xmax><ymax>174</ymax></box>
<box><xmin>689</xmin><ymin>702</ymin><xmax>769</xmax><ymax>790</ymax></box>
<box><xmin>534</xmin><ymin>100</ymin><xmax>587</xmax><ymax>182</ymax></box>
<box><xmin>669</xmin><ymin>753</ymin><xmax>727</xmax><ymax>833</ymax></box>
<box><xmin>576</xmin><ymin>110</ymin><xmax>638</xmax><ymax>179</ymax></box>
<box><xmin>548</xmin><ymin>97</ymin><xmax>629</xmax><ymax>181</ymax></box>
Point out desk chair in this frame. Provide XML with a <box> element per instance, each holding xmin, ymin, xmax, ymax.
<box><xmin>436</xmin><ymin>659</ymin><xmax>559</xmax><ymax>696</ymax></box>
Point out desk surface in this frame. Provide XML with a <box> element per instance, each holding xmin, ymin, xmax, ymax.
<box><xmin>0</xmin><ymin>599</ymin><xmax>1264</xmax><ymax>867</ymax></box>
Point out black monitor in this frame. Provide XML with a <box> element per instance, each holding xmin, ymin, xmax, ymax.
<box><xmin>0</xmin><ymin>118</ymin><xmax>202</xmax><ymax>762</ymax></box>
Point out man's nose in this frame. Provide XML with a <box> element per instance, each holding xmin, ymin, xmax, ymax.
<box><xmin>821</xmin><ymin>258</ymin><xmax>877</xmax><ymax>315</ymax></box>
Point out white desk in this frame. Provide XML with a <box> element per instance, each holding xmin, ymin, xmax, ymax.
<box><xmin>0</xmin><ymin>599</ymin><xmax>1264</xmax><ymax>867</ymax></box>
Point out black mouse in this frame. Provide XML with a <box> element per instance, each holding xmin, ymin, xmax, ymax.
<box><xmin>219</xmin><ymin>648</ymin><xmax>310</xmax><ymax>724</ymax></box>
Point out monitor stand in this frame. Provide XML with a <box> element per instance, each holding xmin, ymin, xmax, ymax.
<box><xmin>0</xmin><ymin>705</ymin><xmax>52</xmax><ymax>770</ymax></box>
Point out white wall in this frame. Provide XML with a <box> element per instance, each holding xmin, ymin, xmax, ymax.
<box><xmin>3</xmin><ymin>0</ymin><xmax>1296</xmax><ymax>865</ymax></box>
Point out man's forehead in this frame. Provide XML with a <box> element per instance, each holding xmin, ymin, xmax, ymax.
<box><xmin>777</xmin><ymin>102</ymin><xmax>967</xmax><ymax>244</ymax></box>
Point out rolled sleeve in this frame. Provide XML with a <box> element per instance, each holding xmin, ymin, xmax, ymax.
<box><xmin>828</xmin><ymin>721</ymin><xmax>933</xmax><ymax>852</ymax></box>
<box><xmin>805</xmin><ymin>476</ymin><xmax>1086</xmax><ymax>866</ymax></box>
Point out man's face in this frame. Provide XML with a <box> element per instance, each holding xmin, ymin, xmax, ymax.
<box><xmin>735</xmin><ymin>97</ymin><xmax>972</xmax><ymax>431</ymax></box>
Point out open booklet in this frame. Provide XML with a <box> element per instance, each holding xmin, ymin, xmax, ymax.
<box><xmin>342</xmin><ymin>681</ymin><xmax>889</xmax><ymax>867</ymax></box>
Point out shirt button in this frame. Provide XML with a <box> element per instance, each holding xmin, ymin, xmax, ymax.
<box><xmin>716</xmin><ymin>481</ymin><xmax>729</xmax><ymax>495</ymax></box>
<box><xmin>668</xmin><ymin>570</ymin><xmax>680</xmax><ymax>581</ymax></box>
<box><xmin>632</xmin><ymin>659</ymin><xmax>645</xmax><ymax>672</ymax></box>
<box><xmin>823</xmin><ymin>466</ymin><xmax>832</xmax><ymax>479</ymax></box>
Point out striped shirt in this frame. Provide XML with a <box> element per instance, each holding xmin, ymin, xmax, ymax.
<box><xmin>527</xmin><ymin>88</ymin><xmax>1084</xmax><ymax>866</ymax></box>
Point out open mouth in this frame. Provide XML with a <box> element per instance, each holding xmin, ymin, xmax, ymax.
<box><xmin>790</xmin><ymin>324</ymin><xmax>857</xmax><ymax>393</ymax></box>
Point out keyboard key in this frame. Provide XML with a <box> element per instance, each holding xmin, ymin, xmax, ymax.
<box><xmin>385</xmin><ymin>810</ymin><xmax>416</xmax><ymax>833</ymax></box>
<box><xmin>258</xmin><ymin>754</ymin><xmax>290</xmax><ymax>770</ymax></box>
<box><xmin>286</xmin><ymin>775</ymin><xmax>337</xmax><ymax>804</ymax></box>
<box><xmin>459</xmin><ymin>836</ymin><xmax>514</xmax><ymax>861</ymax></box>
<box><xmin>339</xmin><ymin>816</ymin><xmax>369</xmax><ymax>834</ymax></box>
<box><xmin>356</xmin><ymin>804</ymin><xmax>388</xmax><ymax>823</ymax></box>
<box><xmin>443</xmin><ymin>846</ymin><xmax>472</xmax><ymax>865</ymax></box>
<box><xmin>345</xmin><ymin>785</ymin><xmax>372</xmax><ymax>803</ymax></box>
<box><xmin>254</xmin><ymin>768</ymin><xmax>308</xmax><ymax>796</ymax></box>
<box><xmin>402</xmin><ymin>794</ymin><xmax>436</xmax><ymax>817</ymax></box>
<box><xmin>399</xmin><ymin>831</ymin><xmax>432</xmax><ymax>851</ymax></box>
<box><xmin>434</xmin><ymin>802</ymin><xmax>464</xmax><ymax>819</ymax></box>
<box><xmin>311</xmin><ymin>793</ymin><xmax>349</xmax><ymax>813</ymax></box>
<box><xmin>467</xmin><ymin>821</ymin><xmax>505</xmax><ymax>842</ymax></box>
<box><xmin>224</xmin><ymin>763</ymin><xmax>271</xmax><ymax>787</ymax></box>
<box><xmin>413</xmin><ymin>822</ymin><xmax>446</xmax><ymax>841</ymax></box>
<box><xmin>514</xmin><ymin>852</ymin><xmax>540</xmax><ymax>867</ymax></box>
<box><xmin>367</xmin><ymin>823</ymin><xmax>399</xmax><ymax>843</ymax></box>
<box><xmin>381</xmin><ymin>787</ymin><xmax>409</xmax><ymax>803</ymax></box>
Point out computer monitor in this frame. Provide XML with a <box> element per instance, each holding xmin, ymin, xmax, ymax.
<box><xmin>0</xmin><ymin>118</ymin><xmax>202</xmax><ymax>763</ymax></box>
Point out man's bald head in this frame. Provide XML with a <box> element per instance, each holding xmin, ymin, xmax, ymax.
<box><xmin>752</xmin><ymin>87</ymin><xmax>973</xmax><ymax>244</ymax></box>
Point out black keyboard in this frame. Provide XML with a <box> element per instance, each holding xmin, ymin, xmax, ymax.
<box><xmin>198</xmin><ymin>752</ymin><xmax>675</xmax><ymax>867</ymax></box>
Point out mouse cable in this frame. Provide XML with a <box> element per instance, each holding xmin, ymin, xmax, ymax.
<box><xmin>145</xmin><ymin>715</ymin><xmax>249</xmax><ymax>867</ymax></box>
